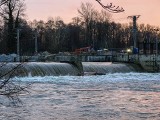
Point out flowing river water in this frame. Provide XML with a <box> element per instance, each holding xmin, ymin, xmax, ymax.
<box><xmin>0</xmin><ymin>72</ymin><xmax>160</xmax><ymax>120</ymax></box>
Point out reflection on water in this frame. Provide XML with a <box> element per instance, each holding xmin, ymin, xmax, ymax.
<box><xmin>0</xmin><ymin>73</ymin><xmax>160</xmax><ymax>120</ymax></box>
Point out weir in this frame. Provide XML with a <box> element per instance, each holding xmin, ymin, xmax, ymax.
<box><xmin>0</xmin><ymin>62</ymin><xmax>141</xmax><ymax>77</ymax></box>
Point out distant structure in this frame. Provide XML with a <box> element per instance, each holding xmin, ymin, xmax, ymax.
<box><xmin>128</xmin><ymin>15</ymin><xmax>141</xmax><ymax>48</ymax></box>
<box><xmin>95</xmin><ymin>0</ymin><xmax>124</xmax><ymax>13</ymax></box>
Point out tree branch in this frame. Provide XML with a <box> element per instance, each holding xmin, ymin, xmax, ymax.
<box><xmin>95</xmin><ymin>0</ymin><xmax>124</xmax><ymax>13</ymax></box>
<box><xmin>0</xmin><ymin>62</ymin><xmax>30</xmax><ymax>105</ymax></box>
<box><xmin>0</xmin><ymin>0</ymin><xmax>7</xmax><ymax>6</ymax></box>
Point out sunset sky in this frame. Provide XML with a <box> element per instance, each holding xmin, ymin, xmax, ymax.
<box><xmin>25</xmin><ymin>0</ymin><xmax>160</xmax><ymax>27</ymax></box>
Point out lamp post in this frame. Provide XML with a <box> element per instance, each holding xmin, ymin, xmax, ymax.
<box><xmin>154</xmin><ymin>29</ymin><xmax>159</xmax><ymax>59</ymax></box>
<box><xmin>153</xmin><ymin>29</ymin><xmax>159</xmax><ymax>71</ymax></box>
<box><xmin>35</xmin><ymin>30</ymin><xmax>38</xmax><ymax>54</ymax></box>
<box><xmin>127</xmin><ymin>48</ymin><xmax>131</xmax><ymax>62</ymax></box>
<box><xmin>33</xmin><ymin>29</ymin><xmax>38</xmax><ymax>55</ymax></box>
<box><xmin>16</xmin><ymin>29</ymin><xmax>20</xmax><ymax>62</ymax></box>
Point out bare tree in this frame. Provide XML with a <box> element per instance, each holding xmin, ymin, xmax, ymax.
<box><xmin>78</xmin><ymin>2</ymin><xmax>97</xmax><ymax>46</ymax></box>
<box><xmin>0</xmin><ymin>0</ymin><xmax>26</xmax><ymax>53</ymax></box>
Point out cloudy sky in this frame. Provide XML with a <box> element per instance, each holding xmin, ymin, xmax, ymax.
<box><xmin>25</xmin><ymin>0</ymin><xmax>160</xmax><ymax>27</ymax></box>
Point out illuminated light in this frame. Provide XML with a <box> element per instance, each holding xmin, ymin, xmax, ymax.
<box><xmin>127</xmin><ymin>49</ymin><xmax>131</xmax><ymax>53</ymax></box>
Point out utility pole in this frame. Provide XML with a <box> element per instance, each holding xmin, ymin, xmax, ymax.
<box><xmin>154</xmin><ymin>29</ymin><xmax>159</xmax><ymax>57</ymax></box>
<box><xmin>34</xmin><ymin>29</ymin><xmax>38</xmax><ymax>54</ymax></box>
<box><xmin>16</xmin><ymin>29</ymin><xmax>20</xmax><ymax>62</ymax></box>
<box><xmin>154</xmin><ymin>28</ymin><xmax>159</xmax><ymax>71</ymax></box>
<box><xmin>128</xmin><ymin>15</ymin><xmax>140</xmax><ymax>48</ymax></box>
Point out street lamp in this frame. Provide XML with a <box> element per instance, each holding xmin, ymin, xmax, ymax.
<box><xmin>127</xmin><ymin>48</ymin><xmax>131</xmax><ymax>62</ymax></box>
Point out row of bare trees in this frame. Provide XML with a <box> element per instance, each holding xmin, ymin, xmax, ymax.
<box><xmin>25</xmin><ymin>3</ymin><xmax>159</xmax><ymax>54</ymax></box>
<box><xmin>0</xmin><ymin>1</ymin><xmax>159</xmax><ymax>55</ymax></box>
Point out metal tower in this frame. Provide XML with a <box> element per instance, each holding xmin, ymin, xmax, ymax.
<box><xmin>128</xmin><ymin>15</ymin><xmax>140</xmax><ymax>48</ymax></box>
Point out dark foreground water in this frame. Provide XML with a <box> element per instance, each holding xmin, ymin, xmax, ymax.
<box><xmin>0</xmin><ymin>73</ymin><xmax>160</xmax><ymax>120</ymax></box>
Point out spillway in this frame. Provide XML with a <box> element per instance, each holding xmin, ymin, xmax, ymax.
<box><xmin>0</xmin><ymin>62</ymin><xmax>141</xmax><ymax>77</ymax></box>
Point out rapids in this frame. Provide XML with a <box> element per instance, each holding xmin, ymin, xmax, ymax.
<box><xmin>0</xmin><ymin>73</ymin><xmax>160</xmax><ymax>120</ymax></box>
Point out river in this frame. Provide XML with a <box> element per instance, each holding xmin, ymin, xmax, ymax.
<box><xmin>0</xmin><ymin>72</ymin><xmax>160</xmax><ymax>120</ymax></box>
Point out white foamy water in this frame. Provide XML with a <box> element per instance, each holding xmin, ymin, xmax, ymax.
<box><xmin>0</xmin><ymin>72</ymin><xmax>160</xmax><ymax>120</ymax></box>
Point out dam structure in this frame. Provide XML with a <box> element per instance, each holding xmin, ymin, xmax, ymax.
<box><xmin>0</xmin><ymin>62</ymin><xmax>141</xmax><ymax>78</ymax></box>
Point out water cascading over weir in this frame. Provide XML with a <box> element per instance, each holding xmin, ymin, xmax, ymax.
<box><xmin>0</xmin><ymin>62</ymin><xmax>141</xmax><ymax>78</ymax></box>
